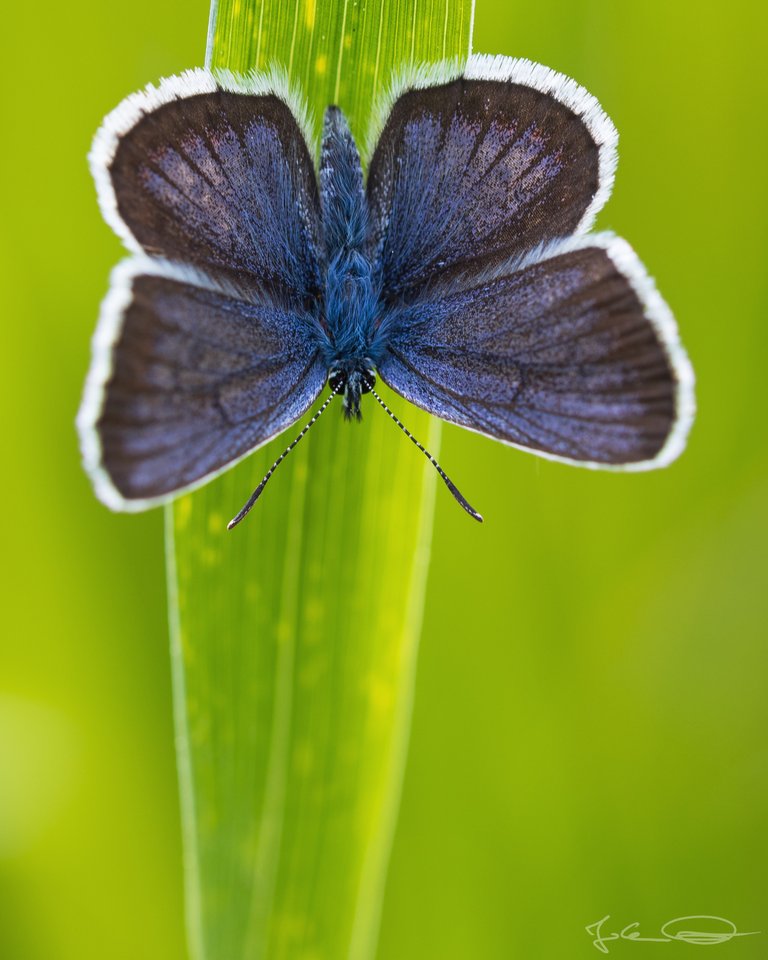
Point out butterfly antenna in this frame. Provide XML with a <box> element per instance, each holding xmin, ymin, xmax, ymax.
<box><xmin>228</xmin><ymin>385</ymin><xmax>341</xmax><ymax>530</ymax></box>
<box><xmin>367</xmin><ymin>384</ymin><xmax>483</xmax><ymax>523</ymax></box>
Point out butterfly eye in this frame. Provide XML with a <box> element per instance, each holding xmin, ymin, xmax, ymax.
<box><xmin>328</xmin><ymin>368</ymin><xmax>346</xmax><ymax>393</ymax></box>
<box><xmin>360</xmin><ymin>369</ymin><xmax>376</xmax><ymax>394</ymax></box>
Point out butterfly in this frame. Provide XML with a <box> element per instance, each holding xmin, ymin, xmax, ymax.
<box><xmin>78</xmin><ymin>55</ymin><xmax>695</xmax><ymax>528</ymax></box>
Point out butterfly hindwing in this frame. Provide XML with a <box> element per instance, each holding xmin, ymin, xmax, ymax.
<box><xmin>91</xmin><ymin>70</ymin><xmax>324</xmax><ymax>298</ymax></box>
<box><xmin>377</xmin><ymin>235</ymin><xmax>694</xmax><ymax>469</ymax></box>
<box><xmin>366</xmin><ymin>56</ymin><xmax>617</xmax><ymax>300</ymax></box>
<box><xmin>78</xmin><ymin>260</ymin><xmax>326</xmax><ymax>508</ymax></box>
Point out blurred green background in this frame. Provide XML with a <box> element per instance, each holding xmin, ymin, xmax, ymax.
<box><xmin>1</xmin><ymin>0</ymin><xmax>766</xmax><ymax>958</ymax></box>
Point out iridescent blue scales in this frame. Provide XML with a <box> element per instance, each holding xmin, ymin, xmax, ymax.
<box><xmin>78</xmin><ymin>56</ymin><xmax>694</xmax><ymax>522</ymax></box>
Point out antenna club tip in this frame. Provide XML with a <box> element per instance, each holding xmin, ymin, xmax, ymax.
<box><xmin>473</xmin><ymin>512</ymin><xmax>484</xmax><ymax>523</ymax></box>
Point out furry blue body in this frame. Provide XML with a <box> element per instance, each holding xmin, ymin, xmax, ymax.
<box><xmin>316</xmin><ymin>107</ymin><xmax>385</xmax><ymax>418</ymax></box>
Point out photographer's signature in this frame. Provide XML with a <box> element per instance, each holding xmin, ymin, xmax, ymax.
<box><xmin>586</xmin><ymin>915</ymin><xmax>761</xmax><ymax>954</ymax></box>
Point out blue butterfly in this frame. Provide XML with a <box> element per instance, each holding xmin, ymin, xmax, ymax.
<box><xmin>78</xmin><ymin>56</ymin><xmax>694</xmax><ymax>527</ymax></box>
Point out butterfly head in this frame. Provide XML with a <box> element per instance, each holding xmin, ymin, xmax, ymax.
<box><xmin>328</xmin><ymin>364</ymin><xmax>376</xmax><ymax>421</ymax></box>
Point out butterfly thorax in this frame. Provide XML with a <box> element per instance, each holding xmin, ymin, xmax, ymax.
<box><xmin>324</xmin><ymin>248</ymin><xmax>378</xmax><ymax>419</ymax></box>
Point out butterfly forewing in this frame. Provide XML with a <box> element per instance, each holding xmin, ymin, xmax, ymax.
<box><xmin>366</xmin><ymin>59</ymin><xmax>616</xmax><ymax>300</ymax></box>
<box><xmin>79</xmin><ymin>262</ymin><xmax>326</xmax><ymax>508</ymax></box>
<box><xmin>377</xmin><ymin>236</ymin><xmax>692</xmax><ymax>469</ymax></box>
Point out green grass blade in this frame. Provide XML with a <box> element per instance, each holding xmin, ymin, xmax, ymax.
<box><xmin>167</xmin><ymin>2</ymin><xmax>473</xmax><ymax>958</ymax></box>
